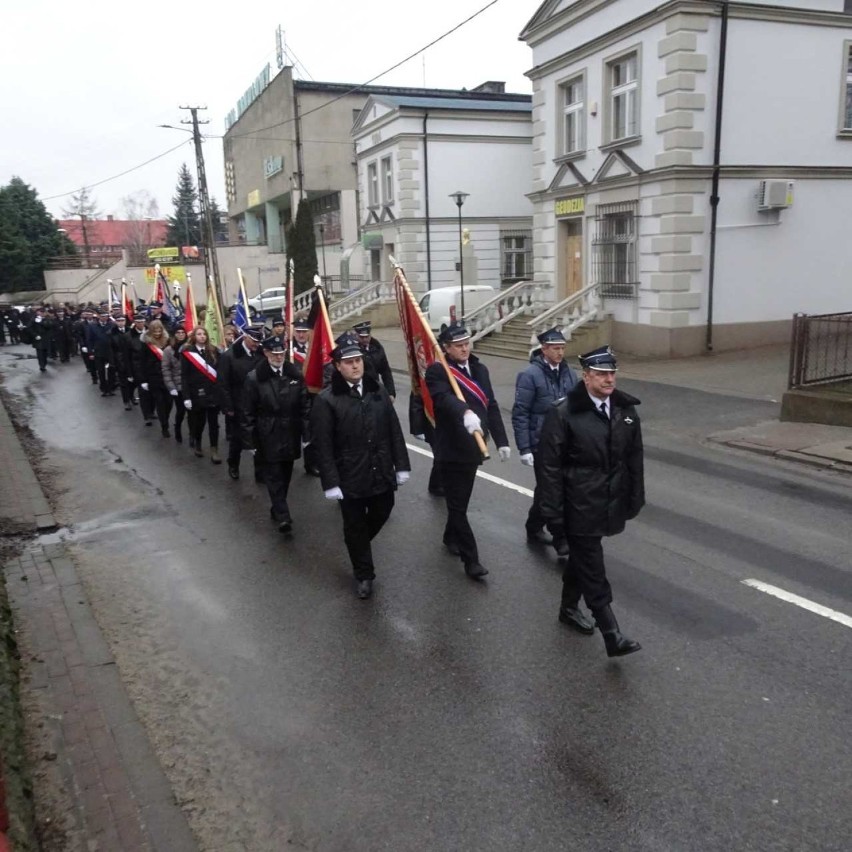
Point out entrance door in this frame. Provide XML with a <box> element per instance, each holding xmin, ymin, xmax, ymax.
<box><xmin>370</xmin><ymin>249</ymin><xmax>381</xmax><ymax>282</ymax></box>
<box><xmin>563</xmin><ymin>219</ymin><xmax>583</xmax><ymax>300</ymax></box>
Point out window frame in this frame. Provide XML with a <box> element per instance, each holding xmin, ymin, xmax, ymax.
<box><xmin>367</xmin><ymin>161</ymin><xmax>379</xmax><ymax>207</ymax></box>
<box><xmin>556</xmin><ymin>71</ymin><xmax>587</xmax><ymax>160</ymax></box>
<box><xmin>381</xmin><ymin>155</ymin><xmax>394</xmax><ymax>204</ymax></box>
<box><xmin>500</xmin><ymin>229</ymin><xmax>532</xmax><ymax>283</ymax></box>
<box><xmin>602</xmin><ymin>46</ymin><xmax>641</xmax><ymax>147</ymax></box>
<box><xmin>839</xmin><ymin>40</ymin><xmax>852</xmax><ymax>137</ymax></box>
<box><xmin>591</xmin><ymin>202</ymin><xmax>639</xmax><ymax>300</ymax></box>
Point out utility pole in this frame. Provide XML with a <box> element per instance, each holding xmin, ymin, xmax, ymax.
<box><xmin>180</xmin><ymin>105</ymin><xmax>225</xmax><ymax>312</ymax></box>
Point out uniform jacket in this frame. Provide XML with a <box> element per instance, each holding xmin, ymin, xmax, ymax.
<box><xmin>161</xmin><ymin>344</ymin><xmax>183</xmax><ymax>393</ymax></box>
<box><xmin>110</xmin><ymin>327</ymin><xmax>134</xmax><ymax>376</ymax></box>
<box><xmin>511</xmin><ymin>352</ymin><xmax>577</xmax><ymax>454</ymax></box>
<box><xmin>311</xmin><ymin>370</ymin><xmax>410</xmax><ymax>499</ymax></box>
<box><xmin>241</xmin><ymin>360</ymin><xmax>310</xmax><ymax>462</ymax></box>
<box><xmin>217</xmin><ymin>341</ymin><xmax>264</xmax><ymax>413</ymax></box>
<box><xmin>537</xmin><ymin>382</ymin><xmax>645</xmax><ymax>538</ymax></box>
<box><xmin>134</xmin><ymin>332</ymin><xmax>169</xmax><ymax>390</ymax></box>
<box><xmin>359</xmin><ymin>337</ymin><xmax>395</xmax><ymax>397</ymax></box>
<box><xmin>424</xmin><ymin>354</ymin><xmax>508</xmax><ymax>465</ymax></box>
<box><xmin>180</xmin><ymin>344</ymin><xmax>220</xmax><ymax>408</ymax></box>
<box><xmin>53</xmin><ymin>315</ymin><xmax>74</xmax><ymax>345</ymax></box>
<box><xmin>27</xmin><ymin>317</ymin><xmax>55</xmax><ymax>351</ymax></box>
<box><xmin>85</xmin><ymin>320</ymin><xmax>114</xmax><ymax>359</ymax></box>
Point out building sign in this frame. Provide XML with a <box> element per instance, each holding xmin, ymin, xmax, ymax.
<box><xmin>247</xmin><ymin>189</ymin><xmax>261</xmax><ymax>208</ymax></box>
<box><xmin>361</xmin><ymin>231</ymin><xmax>383</xmax><ymax>250</ymax></box>
<box><xmin>264</xmin><ymin>155</ymin><xmax>284</xmax><ymax>179</ymax></box>
<box><xmin>144</xmin><ymin>265</ymin><xmax>187</xmax><ymax>286</ymax></box>
<box><xmin>225</xmin><ymin>63</ymin><xmax>271</xmax><ymax>130</ymax></box>
<box><xmin>147</xmin><ymin>247</ymin><xmax>180</xmax><ymax>262</ymax></box>
<box><xmin>555</xmin><ymin>197</ymin><xmax>585</xmax><ymax>217</ymax></box>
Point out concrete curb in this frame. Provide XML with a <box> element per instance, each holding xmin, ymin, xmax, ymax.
<box><xmin>710</xmin><ymin>437</ymin><xmax>852</xmax><ymax>474</ymax></box>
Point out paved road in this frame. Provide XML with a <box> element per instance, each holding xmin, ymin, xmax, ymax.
<box><xmin>2</xmin><ymin>347</ymin><xmax>850</xmax><ymax>851</ymax></box>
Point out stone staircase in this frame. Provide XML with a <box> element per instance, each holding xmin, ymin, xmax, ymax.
<box><xmin>473</xmin><ymin>315</ymin><xmax>612</xmax><ymax>360</ymax></box>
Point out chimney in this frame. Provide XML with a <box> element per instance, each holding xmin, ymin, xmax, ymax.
<box><xmin>107</xmin><ymin>214</ymin><xmax>114</xmax><ymax>221</ymax></box>
<box><xmin>471</xmin><ymin>81</ymin><xmax>505</xmax><ymax>94</ymax></box>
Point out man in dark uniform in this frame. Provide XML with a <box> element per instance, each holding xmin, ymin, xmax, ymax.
<box><xmin>242</xmin><ymin>335</ymin><xmax>311</xmax><ymax>536</ymax></box>
<box><xmin>218</xmin><ymin>324</ymin><xmax>266</xmax><ymax>481</ymax></box>
<box><xmin>74</xmin><ymin>308</ymin><xmax>99</xmax><ymax>384</ymax></box>
<box><xmin>538</xmin><ymin>346</ymin><xmax>644</xmax><ymax>657</ymax></box>
<box><xmin>352</xmin><ymin>320</ymin><xmax>395</xmax><ymax>399</ymax></box>
<box><xmin>424</xmin><ymin>321</ymin><xmax>510</xmax><ymax>579</ymax></box>
<box><xmin>110</xmin><ymin>315</ymin><xmax>135</xmax><ymax>410</ymax></box>
<box><xmin>28</xmin><ymin>307</ymin><xmax>55</xmax><ymax>372</ymax></box>
<box><xmin>311</xmin><ymin>333</ymin><xmax>411</xmax><ymax>600</ymax></box>
<box><xmin>290</xmin><ymin>318</ymin><xmax>310</xmax><ymax>367</ymax></box>
<box><xmin>54</xmin><ymin>307</ymin><xmax>74</xmax><ymax>362</ymax></box>
<box><xmin>512</xmin><ymin>327</ymin><xmax>577</xmax><ymax>546</ymax></box>
<box><xmin>86</xmin><ymin>309</ymin><xmax>116</xmax><ymax>395</ymax></box>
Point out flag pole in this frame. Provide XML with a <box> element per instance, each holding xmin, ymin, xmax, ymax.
<box><xmin>287</xmin><ymin>258</ymin><xmax>295</xmax><ymax>362</ymax></box>
<box><xmin>391</xmin><ymin>257</ymin><xmax>488</xmax><ymax>460</ymax></box>
<box><xmin>152</xmin><ymin>264</ymin><xmax>161</xmax><ymax>302</ymax></box>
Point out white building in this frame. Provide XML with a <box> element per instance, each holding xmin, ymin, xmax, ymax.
<box><xmin>352</xmin><ymin>85</ymin><xmax>534</xmax><ymax>293</ymax></box>
<box><xmin>520</xmin><ymin>0</ymin><xmax>852</xmax><ymax>356</ymax></box>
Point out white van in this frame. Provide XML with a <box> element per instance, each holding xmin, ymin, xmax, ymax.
<box><xmin>418</xmin><ymin>285</ymin><xmax>495</xmax><ymax>332</ymax></box>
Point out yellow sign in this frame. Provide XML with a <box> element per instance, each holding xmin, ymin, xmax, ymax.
<box><xmin>144</xmin><ymin>265</ymin><xmax>187</xmax><ymax>285</ymax></box>
<box><xmin>147</xmin><ymin>247</ymin><xmax>180</xmax><ymax>261</ymax></box>
<box><xmin>555</xmin><ymin>197</ymin><xmax>585</xmax><ymax>217</ymax></box>
<box><xmin>247</xmin><ymin>189</ymin><xmax>261</xmax><ymax>207</ymax></box>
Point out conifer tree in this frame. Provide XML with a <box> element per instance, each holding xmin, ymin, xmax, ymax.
<box><xmin>166</xmin><ymin>164</ymin><xmax>202</xmax><ymax>247</ymax></box>
<box><xmin>290</xmin><ymin>199</ymin><xmax>318</xmax><ymax>295</ymax></box>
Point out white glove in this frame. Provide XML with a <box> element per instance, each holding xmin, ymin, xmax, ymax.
<box><xmin>463</xmin><ymin>411</ymin><xmax>481</xmax><ymax>435</ymax></box>
<box><xmin>249</xmin><ymin>449</ymin><xmax>257</xmax><ymax>456</ymax></box>
<box><xmin>81</xmin><ymin>347</ymin><xmax>87</xmax><ymax>353</ymax></box>
<box><xmin>184</xmin><ymin>399</ymin><xmax>192</xmax><ymax>410</ymax></box>
<box><xmin>498</xmin><ymin>446</ymin><xmax>511</xmax><ymax>463</ymax></box>
<box><xmin>413</xmin><ymin>434</ymin><xmax>426</xmax><ymax>442</ymax></box>
<box><xmin>520</xmin><ymin>452</ymin><xmax>534</xmax><ymax>467</ymax></box>
<box><xmin>324</xmin><ymin>487</ymin><xmax>343</xmax><ymax>500</ymax></box>
<box><xmin>140</xmin><ymin>383</ymin><xmax>149</xmax><ymax>391</ymax></box>
<box><xmin>301</xmin><ymin>440</ymin><xmax>311</xmax><ymax>449</ymax></box>
<box><xmin>169</xmin><ymin>389</ymin><xmax>178</xmax><ymax>397</ymax></box>
<box><xmin>396</xmin><ymin>471</ymin><xmax>410</xmax><ymax>485</ymax></box>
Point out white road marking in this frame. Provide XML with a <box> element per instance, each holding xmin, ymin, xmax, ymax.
<box><xmin>741</xmin><ymin>579</ymin><xmax>852</xmax><ymax>629</ymax></box>
<box><xmin>405</xmin><ymin>443</ymin><xmax>535</xmax><ymax>498</ymax></box>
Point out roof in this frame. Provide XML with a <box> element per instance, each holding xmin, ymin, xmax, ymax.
<box><xmin>371</xmin><ymin>95</ymin><xmax>531</xmax><ymax>112</ymax></box>
<box><xmin>293</xmin><ymin>79</ymin><xmax>531</xmax><ymax>104</ymax></box>
<box><xmin>57</xmin><ymin>218</ymin><xmax>168</xmax><ymax>248</ymax></box>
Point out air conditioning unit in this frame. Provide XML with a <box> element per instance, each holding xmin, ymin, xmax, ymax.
<box><xmin>757</xmin><ymin>180</ymin><xmax>794</xmax><ymax>211</ymax></box>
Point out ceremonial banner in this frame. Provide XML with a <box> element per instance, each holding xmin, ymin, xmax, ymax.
<box><xmin>184</xmin><ymin>274</ymin><xmax>198</xmax><ymax>331</ymax></box>
<box><xmin>234</xmin><ymin>268</ymin><xmax>251</xmax><ymax>331</ymax></box>
<box><xmin>154</xmin><ymin>265</ymin><xmax>177</xmax><ymax>323</ymax></box>
<box><xmin>302</xmin><ymin>286</ymin><xmax>334</xmax><ymax>394</ymax></box>
<box><xmin>204</xmin><ymin>276</ymin><xmax>224</xmax><ymax>348</ymax></box>
<box><xmin>121</xmin><ymin>281</ymin><xmax>134</xmax><ymax>319</ymax></box>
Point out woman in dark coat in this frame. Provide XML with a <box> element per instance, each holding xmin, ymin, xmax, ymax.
<box><xmin>241</xmin><ymin>336</ymin><xmax>311</xmax><ymax>534</ymax></box>
<box><xmin>180</xmin><ymin>326</ymin><xmax>222</xmax><ymax>462</ymax></box>
<box><xmin>134</xmin><ymin>319</ymin><xmax>171</xmax><ymax>431</ymax></box>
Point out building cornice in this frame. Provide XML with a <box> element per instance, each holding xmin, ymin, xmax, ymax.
<box><xmin>356</xmin><ymin>133</ymin><xmax>531</xmax><ymax>160</ymax></box>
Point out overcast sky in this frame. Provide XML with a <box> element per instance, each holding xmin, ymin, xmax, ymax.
<box><xmin>1</xmin><ymin>0</ymin><xmax>540</xmax><ymax>222</ymax></box>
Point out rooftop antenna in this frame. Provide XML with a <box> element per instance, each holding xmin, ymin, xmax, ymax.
<box><xmin>276</xmin><ymin>25</ymin><xmax>285</xmax><ymax>69</ymax></box>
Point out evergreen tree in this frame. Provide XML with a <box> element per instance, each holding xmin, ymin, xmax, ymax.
<box><xmin>290</xmin><ymin>199</ymin><xmax>318</xmax><ymax>295</ymax></box>
<box><xmin>0</xmin><ymin>177</ymin><xmax>71</xmax><ymax>292</ymax></box>
<box><xmin>166</xmin><ymin>164</ymin><xmax>202</xmax><ymax>247</ymax></box>
<box><xmin>208</xmin><ymin>196</ymin><xmax>228</xmax><ymax>243</ymax></box>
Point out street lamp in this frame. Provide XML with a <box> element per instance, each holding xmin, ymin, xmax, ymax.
<box><xmin>449</xmin><ymin>191</ymin><xmax>469</xmax><ymax>319</ymax></box>
<box><xmin>318</xmin><ymin>222</ymin><xmax>327</xmax><ymax>284</ymax></box>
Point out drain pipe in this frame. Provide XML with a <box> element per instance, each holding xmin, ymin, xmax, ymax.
<box><xmin>706</xmin><ymin>0</ymin><xmax>729</xmax><ymax>352</ymax></box>
<box><xmin>423</xmin><ymin>112</ymin><xmax>432</xmax><ymax>290</ymax></box>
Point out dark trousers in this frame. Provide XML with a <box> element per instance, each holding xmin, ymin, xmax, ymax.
<box><xmin>57</xmin><ymin>338</ymin><xmax>71</xmax><ymax>362</ymax></box>
<box><xmin>171</xmin><ymin>392</ymin><xmax>186</xmax><ymax>431</ymax></box>
<box><xmin>154</xmin><ymin>388</ymin><xmax>172</xmax><ymax>429</ymax></box>
<box><xmin>139</xmin><ymin>387</ymin><xmax>155</xmax><ymax>421</ymax></box>
<box><xmin>437</xmin><ymin>461</ymin><xmax>480</xmax><ymax>565</ymax></box>
<box><xmin>95</xmin><ymin>357</ymin><xmax>114</xmax><ymax>392</ymax></box>
<box><xmin>35</xmin><ymin>348</ymin><xmax>49</xmax><ymax>370</ymax></box>
<box><xmin>264</xmin><ymin>460</ymin><xmax>294</xmax><ymax>521</ymax></box>
<box><xmin>83</xmin><ymin>353</ymin><xmax>97</xmax><ymax>381</ymax></box>
<box><xmin>303</xmin><ymin>441</ymin><xmax>319</xmax><ymax>474</ymax></box>
<box><xmin>188</xmin><ymin>406</ymin><xmax>220</xmax><ymax>448</ymax></box>
<box><xmin>562</xmin><ymin>535</ymin><xmax>613</xmax><ymax>612</ymax></box>
<box><xmin>525</xmin><ymin>450</ymin><xmax>547</xmax><ymax>533</ymax></box>
<box><xmin>117</xmin><ymin>372</ymin><xmax>134</xmax><ymax>405</ymax></box>
<box><xmin>338</xmin><ymin>491</ymin><xmax>395</xmax><ymax>580</ymax></box>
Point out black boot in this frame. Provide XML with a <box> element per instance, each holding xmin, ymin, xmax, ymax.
<box><xmin>174</xmin><ymin>423</ymin><xmax>182</xmax><ymax>444</ymax></box>
<box><xmin>593</xmin><ymin>605</ymin><xmax>641</xmax><ymax>657</ymax></box>
<box><xmin>558</xmin><ymin>602</ymin><xmax>595</xmax><ymax>635</ymax></box>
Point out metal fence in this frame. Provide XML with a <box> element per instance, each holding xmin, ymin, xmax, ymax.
<box><xmin>591</xmin><ymin>201</ymin><xmax>639</xmax><ymax>299</ymax></box>
<box><xmin>788</xmin><ymin>311</ymin><xmax>852</xmax><ymax>392</ymax></box>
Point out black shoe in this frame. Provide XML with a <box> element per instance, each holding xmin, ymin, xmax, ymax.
<box><xmin>558</xmin><ymin>605</ymin><xmax>596</xmax><ymax>635</ymax></box>
<box><xmin>278</xmin><ymin>519</ymin><xmax>293</xmax><ymax>536</ymax></box>
<box><xmin>356</xmin><ymin>579</ymin><xmax>373</xmax><ymax>600</ymax></box>
<box><xmin>228</xmin><ymin>464</ymin><xmax>240</xmax><ymax>480</ymax></box>
<box><xmin>464</xmin><ymin>562</ymin><xmax>488</xmax><ymax>579</ymax></box>
<box><xmin>100</xmin><ymin>391</ymin><xmax>108</xmax><ymax>397</ymax></box>
<box><xmin>174</xmin><ymin>427</ymin><xmax>182</xmax><ymax>444</ymax></box>
<box><xmin>552</xmin><ymin>537</ymin><xmax>570</xmax><ymax>558</ymax></box>
<box><xmin>593</xmin><ymin>605</ymin><xmax>641</xmax><ymax>658</ymax></box>
<box><xmin>443</xmin><ymin>540</ymin><xmax>461</xmax><ymax>557</ymax></box>
<box><xmin>254</xmin><ymin>471</ymin><xmax>265</xmax><ymax>484</ymax></box>
<box><xmin>124</xmin><ymin>403</ymin><xmax>132</xmax><ymax>411</ymax></box>
<box><xmin>526</xmin><ymin>528</ymin><xmax>553</xmax><ymax>546</ymax></box>
<box><xmin>162</xmin><ymin>427</ymin><xmax>170</xmax><ymax>438</ymax></box>
<box><xmin>144</xmin><ymin>419</ymin><xmax>153</xmax><ymax>427</ymax></box>
<box><xmin>428</xmin><ymin>486</ymin><xmax>445</xmax><ymax>497</ymax></box>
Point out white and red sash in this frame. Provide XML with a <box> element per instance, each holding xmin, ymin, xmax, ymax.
<box><xmin>146</xmin><ymin>343</ymin><xmax>164</xmax><ymax>361</ymax></box>
<box><xmin>183</xmin><ymin>349</ymin><xmax>217</xmax><ymax>381</ymax></box>
<box><xmin>292</xmin><ymin>348</ymin><xmax>306</xmax><ymax>365</ymax></box>
<box><xmin>448</xmin><ymin>364</ymin><xmax>489</xmax><ymax>408</ymax></box>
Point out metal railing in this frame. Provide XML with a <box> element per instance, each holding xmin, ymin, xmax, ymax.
<box><xmin>526</xmin><ymin>281</ymin><xmax>606</xmax><ymax>341</ymax></box>
<box><xmin>465</xmin><ymin>281</ymin><xmax>537</xmax><ymax>342</ymax></box>
<box><xmin>788</xmin><ymin>311</ymin><xmax>852</xmax><ymax>392</ymax></box>
<box><xmin>326</xmin><ymin>279</ymin><xmax>395</xmax><ymax>325</ymax></box>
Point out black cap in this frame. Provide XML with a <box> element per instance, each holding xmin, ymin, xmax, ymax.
<box><xmin>272</xmin><ymin>316</ymin><xmax>286</xmax><ymax>327</ymax></box>
<box><xmin>293</xmin><ymin>318</ymin><xmax>310</xmax><ymax>331</ymax></box>
<box><xmin>353</xmin><ymin>320</ymin><xmax>371</xmax><ymax>336</ymax></box>
<box><xmin>579</xmin><ymin>345</ymin><xmax>618</xmax><ymax>372</ymax></box>
<box><xmin>262</xmin><ymin>335</ymin><xmax>286</xmax><ymax>353</ymax></box>
<box><xmin>149</xmin><ymin>300</ymin><xmax>163</xmax><ymax>308</ymax></box>
<box><xmin>438</xmin><ymin>321</ymin><xmax>470</xmax><ymax>345</ymax></box>
<box><xmin>537</xmin><ymin>327</ymin><xmax>566</xmax><ymax>345</ymax></box>
<box><xmin>133</xmin><ymin>313</ymin><xmax>147</xmax><ymax>322</ymax></box>
<box><xmin>244</xmin><ymin>324</ymin><xmax>266</xmax><ymax>342</ymax></box>
<box><xmin>332</xmin><ymin>332</ymin><xmax>362</xmax><ymax>361</ymax></box>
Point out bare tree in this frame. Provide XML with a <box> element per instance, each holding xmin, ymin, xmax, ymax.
<box><xmin>61</xmin><ymin>187</ymin><xmax>101</xmax><ymax>265</ymax></box>
<box><xmin>121</xmin><ymin>190</ymin><xmax>162</xmax><ymax>256</ymax></box>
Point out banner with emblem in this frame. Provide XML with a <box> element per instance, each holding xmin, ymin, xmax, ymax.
<box><xmin>302</xmin><ymin>283</ymin><xmax>334</xmax><ymax>394</ymax></box>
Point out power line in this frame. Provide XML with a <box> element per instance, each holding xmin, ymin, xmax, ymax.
<box><xmin>41</xmin><ymin>139</ymin><xmax>192</xmax><ymax>202</ymax></box>
<box><xmin>228</xmin><ymin>0</ymin><xmax>502</xmax><ymax>140</ymax></box>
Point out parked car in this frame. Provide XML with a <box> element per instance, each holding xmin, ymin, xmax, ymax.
<box><xmin>418</xmin><ymin>285</ymin><xmax>496</xmax><ymax>331</ymax></box>
<box><xmin>247</xmin><ymin>287</ymin><xmax>288</xmax><ymax>315</ymax></box>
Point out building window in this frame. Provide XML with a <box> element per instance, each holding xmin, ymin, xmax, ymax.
<box><xmin>606</xmin><ymin>51</ymin><xmax>639</xmax><ymax>143</ymax></box>
<box><xmin>367</xmin><ymin>162</ymin><xmax>379</xmax><ymax>207</ymax></box>
<box><xmin>592</xmin><ymin>202</ymin><xmax>638</xmax><ymax>299</ymax></box>
<box><xmin>501</xmin><ymin>230</ymin><xmax>532</xmax><ymax>282</ymax></box>
<box><xmin>381</xmin><ymin>156</ymin><xmax>394</xmax><ymax>203</ymax></box>
<box><xmin>842</xmin><ymin>42</ymin><xmax>852</xmax><ymax>133</ymax></box>
<box><xmin>559</xmin><ymin>75</ymin><xmax>585</xmax><ymax>156</ymax></box>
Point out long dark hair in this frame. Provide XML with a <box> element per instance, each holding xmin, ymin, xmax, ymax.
<box><xmin>181</xmin><ymin>326</ymin><xmax>218</xmax><ymax>362</ymax></box>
